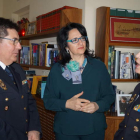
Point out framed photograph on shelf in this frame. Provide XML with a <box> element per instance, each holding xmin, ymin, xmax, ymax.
<box><xmin>26</xmin><ymin>21</ymin><xmax>36</xmax><ymax>35</ymax></box>
<box><xmin>116</xmin><ymin>94</ymin><xmax>131</xmax><ymax>116</ymax></box>
<box><xmin>110</xmin><ymin>17</ymin><xmax>140</xmax><ymax>42</ymax></box>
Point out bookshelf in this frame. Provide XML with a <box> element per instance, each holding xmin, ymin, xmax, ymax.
<box><xmin>95</xmin><ymin>6</ymin><xmax>140</xmax><ymax>82</ymax></box>
<box><xmin>20</xmin><ymin>64</ymin><xmax>51</xmax><ymax>70</ymax></box>
<box><xmin>20</xmin><ymin>8</ymin><xmax>82</xmax><ymax>70</ymax></box>
<box><xmin>20</xmin><ymin>29</ymin><xmax>59</xmax><ymax>40</ymax></box>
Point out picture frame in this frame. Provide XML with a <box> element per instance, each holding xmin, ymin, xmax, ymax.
<box><xmin>110</xmin><ymin>17</ymin><xmax>140</xmax><ymax>42</ymax></box>
<box><xmin>116</xmin><ymin>94</ymin><xmax>131</xmax><ymax>116</ymax></box>
<box><xmin>26</xmin><ymin>21</ymin><xmax>36</xmax><ymax>35</ymax></box>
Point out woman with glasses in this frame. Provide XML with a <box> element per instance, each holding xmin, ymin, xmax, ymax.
<box><xmin>43</xmin><ymin>23</ymin><xmax>115</xmax><ymax>140</ymax></box>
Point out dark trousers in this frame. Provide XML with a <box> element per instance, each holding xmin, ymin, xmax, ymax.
<box><xmin>55</xmin><ymin>130</ymin><xmax>105</xmax><ymax>140</ymax></box>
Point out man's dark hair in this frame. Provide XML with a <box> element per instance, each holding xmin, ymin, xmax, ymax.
<box><xmin>122</xmin><ymin>96</ymin><xmax>127</xmax><ymax>101</ymax></box>
<box><xmin>0</xmin><ymin>17</ymin><xmax>19</xmax><ymax>38</ymax></box>
<box><xmin>57</xmin><ymin>22</ymin><xmax>94</xmax><ymax>65</ymax></box>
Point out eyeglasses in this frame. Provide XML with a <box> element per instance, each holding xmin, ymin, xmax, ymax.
<box><xmin>67</xmin><ymin>36</ymin><xmax>88</xmax><ymax>44</ymax></box>
<box><xmin>0</xmin><ymin>37</ymin><xmax>21</xmax><ymax>45</ymax></box>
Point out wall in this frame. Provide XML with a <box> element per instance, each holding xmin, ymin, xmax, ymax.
<box><xmin>3</xmin><ymin>0</ymin><xmax>85</xmax><ymax>24</ymax></box>
<box><xmin>85</xmin><ymin>0</ymin><xmax>140</xmax><ymax>94</ymax></box>
<box><xmin>0</xmin><ymin>0</ymin><xmax>3</xmax><ymax>17</ymax></box>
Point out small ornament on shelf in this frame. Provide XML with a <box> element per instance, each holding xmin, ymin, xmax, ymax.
<box><xmin>17</xmin><ymin>18</ymin><xmax>29</xmax><ymax>37</ymax></box>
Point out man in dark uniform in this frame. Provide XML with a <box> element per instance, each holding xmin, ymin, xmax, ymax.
<box><xmin>0</xmin><ymin>18</ymin><xmax>41</xmax><ymax>140</ymax></box>
<box><xmin>114</xmin><ymin>53</ymin><xmax>140</xmax><ymax>140</ymax></box>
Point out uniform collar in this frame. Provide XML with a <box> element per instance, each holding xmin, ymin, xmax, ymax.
<box><xmin>0</xmin><ymin>61</ymin><xmax>6</xmax><ymax>70</ymax></box>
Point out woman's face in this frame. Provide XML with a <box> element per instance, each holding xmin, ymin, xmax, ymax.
<box><xmin>66</xmin><ymin>28</ymin><xmax>86</xmax><ymax>59</ymax></box>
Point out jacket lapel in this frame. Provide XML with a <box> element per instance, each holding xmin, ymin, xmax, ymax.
<box><xmin>9</xmin><ymin>65</ymin><xmax>22</xmax><ymax>94</ymax></box>
<box><xmin>0</xmin><ymin>66</ymin><xmax>18</xmax><ymax>92</ymax></box>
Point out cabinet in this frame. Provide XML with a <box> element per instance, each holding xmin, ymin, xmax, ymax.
<box><xmin>95</xmin><ymin>6</ymin><xmax>140</xmax><ymax>82</ymax></box>
<box><xmin>34</xmin><ymin>96</ymin><xmax>124</xmax><ymax>140</ymax></box>
<box><xmin>104</xmin><ymin>112</ymin><xmax>124</xmax><ymax>140</ymax></box>
<box><xmin>20</xmin><ymin>8</ymin><xmax>82</xmax><ymax>70</ymax></box>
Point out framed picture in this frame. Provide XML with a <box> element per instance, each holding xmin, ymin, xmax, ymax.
<box><xmin>110</xmin><ymin>17</ymin><xmax>140</xmax><ymax>42</ymax></box>
<box><xmin>116</xmin><ymin>94</ymin><xmax>131</xmax><ymax>116</ymax></box>
<box><xmin>26</xmin><ymin>21</ymin><xmax>36</xmax><ymax>35</ymax></box>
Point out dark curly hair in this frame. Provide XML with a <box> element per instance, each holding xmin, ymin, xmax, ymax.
<box><xmin>57</xmin><ymin>22</ymin><xmax>94</xmax><ymax>65</ymax></box>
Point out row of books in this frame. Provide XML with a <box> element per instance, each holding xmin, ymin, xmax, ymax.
<box><xmin>108</xmin><ymin>46</ymin><xmax>138</xmax><ymax>79</ymax></box>
<box><xmin>19</xmin><ymin>42</ymin><xmax>59</xmax><ymax>67</ymax></box>
<box><xmin>110</xmin><ymin>8</ymin><xmax>140</xmax><ymax>18</ymax></box>
<box><xmin>26</xmin><ymin>74</ymin><xmax>47</xmax><ymax>99</ymax></box>
<box><xmin>36</xmin><ymin>6</ymin><xmax>77</xmax><ymax>33</ymax></box>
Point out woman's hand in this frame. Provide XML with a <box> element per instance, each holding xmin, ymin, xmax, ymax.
<box><xmin>81</xmin><ymin>102</ymin><xmax>99</xmax><ymax>114</ymax></box>
<box><xmin>65</xmin><ymin>91</ymin><xmax>90</xmax><ymax>111</ymax></box>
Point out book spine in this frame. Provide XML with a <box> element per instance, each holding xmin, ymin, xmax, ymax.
<box><xmin>114</xmin><ymin>50</ymin><xmax>119</xmax><ymax>79</ymax></box>
<box><xmin>111</xmin><ymin>50</ymin><xmax>116</xmax><ymax>79</ymax></box>
<box><xmin>110</xmin><ymin>47</ymin><xmax>115</xmax><ymax>78</ymax></box>
<box><xmin>33</xmin><ymin>45</ymin><xmax>37</xmax><ymax>66</ymax></box>
<box><xmin>108</xmin><ymin>47</ymin><xmax>111</xmax><ymax>76</ymax></box>
<box><xmin>120</xmin><ymin>53</ymin><xmax>125</xmax><ymax>79</ymax></box>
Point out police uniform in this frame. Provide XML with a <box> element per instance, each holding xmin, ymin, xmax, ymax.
<box><xmin>0</xmin><ymin>62</ymin><xmax>41</xmax><ymax>140</ymax></box>
<box><xmin>114</xmin><ymin>83</ymin><xmax>140</xmax><ymax>140</ymax></box>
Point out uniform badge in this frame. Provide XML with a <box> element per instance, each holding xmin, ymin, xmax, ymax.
<box><xmin>0</xmin><ymin>79</ymin><xmax>7</xmax><ymax>90</ymax></box>
<box><xmin>22</xmin><ymin>79</ymin><xmax>27</xmax><ymax>85</ymax></box>
<box><xmin>134</xmin><ymin>126</ymin><xmax>139</xmax><ymax>132</ymax></box>
<box><xmin>133</xmin><ymin>104</ymin><xmax>140</xmax><ymax>112</ymax></box>
<box><xmin>129</xmin><ymin>94</ymin><xmax>137</xmax><ymax>104</ymax></box>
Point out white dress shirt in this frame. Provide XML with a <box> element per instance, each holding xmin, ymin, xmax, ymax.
<box><xmin>0</xmin><ymin>61</ymin><xmax>6</xmax><ymax>70</ymax></box>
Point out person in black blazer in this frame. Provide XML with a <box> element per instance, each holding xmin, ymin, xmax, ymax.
<box><xmin>0</xmin><ymin>18</ymin><xmax>41</xmax><ymax>140</ymax></box>
<box><xmin>114</xmin><ymin>52</ymin><xmax>140</xmax><ymax>140</ymax></box>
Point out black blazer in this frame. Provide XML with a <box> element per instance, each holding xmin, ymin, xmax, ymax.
<box><xmin>0</xmin><ymin>63</ymin><xmax>41</xmax><ymax>140</ymax></box>
<box><xmin>114</xmin><ymin>83</ymin><xmax>140</xmax><ymax>140</ymax></box>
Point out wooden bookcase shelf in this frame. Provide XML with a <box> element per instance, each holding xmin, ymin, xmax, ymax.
<box><xmin>20</xmin><ymin>29</ymin><xmax>59</xmax><ymax>40</ymax></box>
<box><xmin>108</xmin><ymin>42</ymin><xmax>140</xmax><ymax>47</ymax></box>
<box><xmin>20</xmin><ymin>8</ymin><xmax>82</xmax><ymax>70</ymax></box>
<box><xmin>111</xmin><ymin>79</ymin><xmax>140</xmax><ymax>82</ymax></box>
<box><xmin>20</xmin><ymin>64</ymin><xmax>51</xmax><ymax>70</ymax></box>
<box><xmin>95</xmin><ymin>6</ymin><xmax>140</xmax><ymax>82</ymax></box>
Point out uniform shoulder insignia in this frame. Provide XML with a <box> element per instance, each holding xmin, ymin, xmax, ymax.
<box><xmin>22</xmin><ymin>79</ymin><xmax>27</xmax><ymax>85</ymax></box>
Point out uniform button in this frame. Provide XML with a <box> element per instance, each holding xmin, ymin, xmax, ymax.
<box><xmin>122</xmin><ymin>137</ymin><xmax>124</xmax><ymax>139</ymax></box>
<box><xmin>28</xmin><ymin>90</ymin><xmax>30</xmax><ymax>92</ymax></box>
<box><xmin>26</xmin><ymin>119</ymin><xmax>28</xmax><ymax>122</ymax></box>
<box><xmin>21</xmin><ymin>95</ymin><xmax>24</xmax><ymax>99</ymax></box>
<box><xmin>24</xmin><ymin>107</ymin><xmax>26</xmax><ymax>110</ymax></box>
<box><xmin>134</xmin><ymin>126</ymin><xmax>139</xmax><ymax>132</ymax></box>
<box><xmin>5</xmin><ymin>106</ymin><xmax>9</xmax><ymax>111</ymax></box>
<box><xmin>26</xmin><ymin>131</ymin><xmax>28</xmax><ymax>134</ymax></box>
<box><xmin>125</xmin><ymin>108</ymin><xmax>126</xmax><ymax>110</ymax></box>
<box><xmin>124</xmin><ymin>125</ymin><xmax>126</xmax><ymax>127</ymax></box>
<box><xmin>127</xmin><ymin>113</ymin><xmax>129</xmax><ymax>116</ymax></box>
<box><xmin>136</xmin><ymin>118</ymin><xmax>139</xmax><ymax>122</ymax></box>
<box><xmin>5</xmin><ymin>98</ymin><xmax>9</xmax><ymax>101</ymax></box>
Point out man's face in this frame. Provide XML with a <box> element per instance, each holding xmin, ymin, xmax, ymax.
<box><xmin>0</xmin><ymin>29</ymin><xmax>21</xmax><ymax>65</ymax></box>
